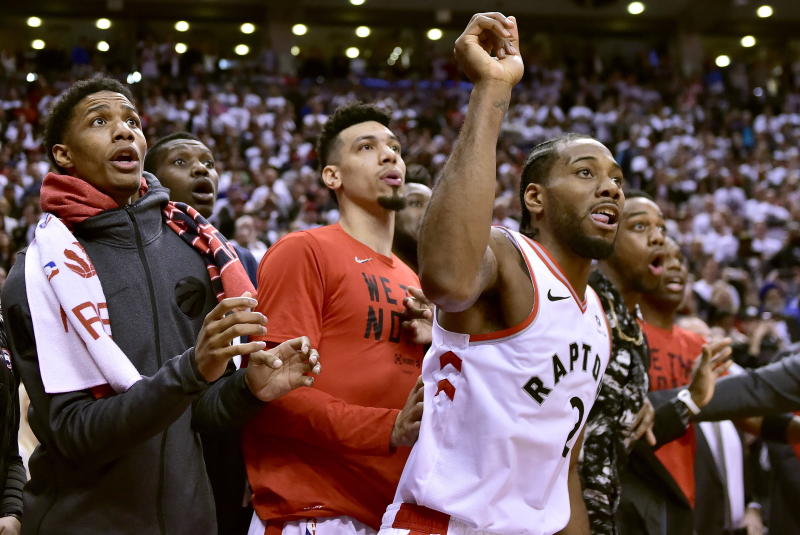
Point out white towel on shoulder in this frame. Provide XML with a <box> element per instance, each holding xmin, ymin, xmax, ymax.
<box><xmin>24</xmin><ymin>213</ymin><xmax>142</xmax><ymax>394</ymax></box>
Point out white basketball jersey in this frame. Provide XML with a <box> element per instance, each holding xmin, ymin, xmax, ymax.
<box><xmin>390</xmin><ymin>230</ymin><xmax>611</xmax><ymax>535</ymax></box>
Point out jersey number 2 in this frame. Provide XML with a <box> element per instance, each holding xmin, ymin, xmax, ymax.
<box><xmin>562</xmin><ymin>396</ymin><xmax>585</xmax><ymax>458</ymax></box>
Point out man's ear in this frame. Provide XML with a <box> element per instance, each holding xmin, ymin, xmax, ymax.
<box><xmin>524</xmin><ymin>182</ymin><xmax>545</xmax><ymax>218</ymax></box>
<box><xmin>321</xmin><ymin>164</ymin><xmax>341</xmax><ymax>191</ymax></box>
<box><xmin>52</xmin><ymin>144</ymin><xmax>74</xmax><ymax>172</ymax></box>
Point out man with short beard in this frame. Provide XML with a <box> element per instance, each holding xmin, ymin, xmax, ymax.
<box><xmin>579</xmin><ymin>192</ymin><xmax>666</xmax><ymax>534</ymax></box>
<box><xmin>621</xmin><ymin>236</ymin><xmax>732</xmax><ymax>534</ymax></box>
<box><xmin>381</xmin><ymin>13</ymin><xmax>617</xmax><ymax>535</ymax></box>
<box><xmin>580</xmin><ymin>194</ymin><xmax>730</xmax><ymax>534</ymax></box>
<box><xmin>243</xmin><ymin>103</ymin><xmax>429</xmax><ymax>535</ymax></box>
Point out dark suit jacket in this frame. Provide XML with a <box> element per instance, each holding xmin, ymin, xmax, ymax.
<box><xmin>616</xmin><ymin>393</ymin><xmax>694</xmax><ymax>535</ymax></box>
<box><xmin>766</xmin><ymin>443</ymin><xmax>800</xmax><ymax>535</ymax></box>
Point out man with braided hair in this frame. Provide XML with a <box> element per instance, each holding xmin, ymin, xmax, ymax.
<box><xmin>380</xmin><ymin>13</ymin><xmax>622</xmax><ymax>535</ymax></box>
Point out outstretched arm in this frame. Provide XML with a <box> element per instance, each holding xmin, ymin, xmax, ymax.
<box><xmin>699</xmin><ymin>353</ymin><xmax>800</xmax><ymax>420</ymax></box>
<box><xmin>418</xmin><ymin>12</ymin><xmax>523</xmax><ymax>312</ymax></box>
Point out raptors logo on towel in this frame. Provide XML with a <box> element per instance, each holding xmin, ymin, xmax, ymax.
<box><xmin>63</xmin><ymin>242</ymin><xmax>97</xmax><ymax>279</ymax></box>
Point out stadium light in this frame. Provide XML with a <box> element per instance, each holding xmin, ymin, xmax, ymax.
<box><xmin>756</xmin><ymin>5</ymin><xmax>773</xmax><ymax>18</ymax></box>
<box><xmin>97</xmin><ymin>41</ymin><xmax>110</xmax><ymax>52</ymax></box>
<box><xmin>715</xmin><ymin>55</ymin><xmax>731</xmax><ymax>68</ymax></box>
<box><xmin>234</xmin><ymin>44</ymin><xmax>250</xmax><ymax>56</ymax></box>
<box><xmin>240</xmin><ymin>23</ymin><xmax>256</xmax><ymax>34</ymax></box>
<box><xmin>31</xmin><ymin>39</ymin><xmax>45</xmax><ymax>50</ymax></box>
<box><xmin>627</xmin><ymin>2</ymin><xmax>645</xmax><ymax>15</ymax></box>
<box><xmin>26</xmin><ymin>72</ymin><xmax>38</xmax><ymax>82</ymax></box>
<box><xmin>96</xmin><ymin>18</ymin><xmax>112</xmax><ymax>30</ymax></box>
<box><xmin>127</xmin><ymin>71</ymin><xmax>142</xmax><ymax>84</ymax></box>
<box><xmin>175</xmin><ymin>20</ymin><xmax>190</xmax><ymax>32</ymax></box>
<box><xmin>345</xmin><ymin>47</ymin><xmax>360</xmax><ymax>59</ymax></box>
<box><xmin>175</xmin><ymin>42</ymin><xmax>188</xmax><ymax>54</ymax></box>
<box><xmin>290</xmin><ymin>46</ymin><xmax>301</xmax><ymax>56</ymax></box>
<box><xmin>740</xmin><ymin>35</ymin><xmax>756</xmax><ymax>48</ymax></box>
<box><xmin>292</xmin><ymin>24</ymin><xmax>308</xmax><ymax>36</ymax></box>
<box><xmin>26</xmin><ymin>16</ymin><xmax>42</xmax><ymax>28</ymax></box>
<box><xmin>350</xmin><ymin>0</ymin><xmax>366</xmax><ymax>5</ymax></box>
<box><xmin>427</xmin><ymin>28</ymin><xmax>443</xmax><ymax>41</ymax></box>
<box><xmin>355</xmin><ymin>26</ymin><xmax>371</xmax><ymax>38</ymax></box>
<box><xmin>388</xmin><ymin>47</ymin><xmax>402</xmax><ymax>65</ymax></box>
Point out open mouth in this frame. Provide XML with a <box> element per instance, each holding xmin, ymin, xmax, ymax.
<box><xmin>590</xmin><ymin>204</ymin><xmax>619</xmax><ymax>228</ymax></box>
<box><xmin>648</xmin><ymin>254</ymin><xmax>664</xmax><ymax>276</ymax></box>
<box><xmin>109</xmin><ymin>147</ymin><xmax>140</xmax><ymax>171</ymax></box>
<box><xmin>191</xmin><ymin>178</ymin><xmax>216</xmax><ymax>203</ymax></box>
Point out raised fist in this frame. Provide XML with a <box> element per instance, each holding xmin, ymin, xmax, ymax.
<box><xmin>453</xmin><ymin>12</ymin><xmax>524</xmax><ymax>86</ymax></box>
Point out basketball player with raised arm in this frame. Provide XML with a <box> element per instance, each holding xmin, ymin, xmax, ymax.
<box><xmin>379</xmin><ymin>12</ymin><xmax>622</xmax><ymax>535</ymax></box>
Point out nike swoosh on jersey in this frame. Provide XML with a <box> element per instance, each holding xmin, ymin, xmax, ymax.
<box><xmin>547</xmin><ymin>289</ymin><xmax>570</xmax><ymax>301</ymax></box>
<box><xmin>354</xmin><ymin>256</ymin><xmax>373</xmax><ymax>263</ymax></box>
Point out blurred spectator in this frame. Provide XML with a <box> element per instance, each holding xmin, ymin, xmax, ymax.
<box><xmin>234</xmin><ymin>215</ymin><xmax>268</xmax><ymax>262</ymax></box>
<box><xmin>0</xmin><ymin>32</ymin><xmax>795</xmax><ymax>338</ymax></box>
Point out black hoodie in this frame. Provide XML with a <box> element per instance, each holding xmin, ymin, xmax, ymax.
<box><xmin>1</xmin><ymin>174</ymin><xmax>263</xmax><ymax>535</ymax></box>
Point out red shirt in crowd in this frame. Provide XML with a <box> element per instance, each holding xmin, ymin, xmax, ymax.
<box><xmin>242</xmin><ymin>224</ymin><xmax>423</xmax><ymax>528</ymax></box>
<box><xmin>641</xmin><ymin>320</ymin><xmax>705</xmax><ymax>507</ymax></box>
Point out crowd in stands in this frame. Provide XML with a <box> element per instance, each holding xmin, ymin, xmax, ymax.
<box><xmin>2</xmin><ymin>38</ymin><xmax>800</xmax><ymax>359</ymax></box>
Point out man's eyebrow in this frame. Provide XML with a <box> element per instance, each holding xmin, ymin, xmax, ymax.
<box><xmin>83</xmin><ymin>103</ymin><xmax>139</xmax><ymax>116</ymax></box>
<box><xmin>83</xmin><ymin>104</ymin><xmax>110</xmax><ymax>117</ymax></box>
<box><xmin>625</xmin><ymin>211</ymin><xmax>650</xmax><ymax>218</ymax></box>
<box><xmin>570</xmin><ymin>155</ymin><xmax>622</xmax><ymax>170</ymax></box>
<box><xmin>352</xmin><ymin>134</ymin><xmax>400</xmax><ymax>144</ymax></box>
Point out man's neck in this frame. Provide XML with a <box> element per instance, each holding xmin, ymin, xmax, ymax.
<box><xmin>597</xmin><ymin>262</ymin><xmax>640</xmax><ymax>313</ymax></box>
<box><xmin>535</xmin><ymin>233</ymin><xmax>591</xmax><ymax>298</ymax></box>
<box><xmin>639</xmin><ymin>296</ymin><xmax>676</xmax><ymax>330</ymax></box>
<box><xmin>338</xmin><ymin>201</ymin><xmax>395</xmax><ymax>257</ymax></box>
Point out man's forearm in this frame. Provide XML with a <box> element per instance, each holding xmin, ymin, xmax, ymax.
<box><xmin>47</xmin><ymin>349</ymin><xmax>208</xmax><ymax>466</ymax></box>
<box><xmin>246</xmin><ymin>386</ymin><xmax>400</xmax><ymax>456</ymax></box>
<box><xmin>418</xmin><ymin>81</ymin><xmax>512</xmax><ymax>309</ymax></box>
<box><xmin>699</xmin><ymin>356</ymin><xmax>800</xmax><ymax>420</ymax></box>
<box><xmin>192</xmin><ymin>368</ymin><xmax>264</xmax><ymax>432</ymax></box>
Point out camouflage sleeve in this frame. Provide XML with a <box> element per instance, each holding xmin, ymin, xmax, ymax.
<box><xmin>579</xmin><ymin>380</ymin><xmax>620</xmax><ymax>535</ymax></box>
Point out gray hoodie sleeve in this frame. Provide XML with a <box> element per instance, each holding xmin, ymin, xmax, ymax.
<box><xmin>2</xmin><ymin>265</ymin><xmax>212</xmax><ymax>467</ymax></box>
<box><xmin>192</xmin><ymin>365</ymin><xmax>265</xmax><ymax>433</ymax></box>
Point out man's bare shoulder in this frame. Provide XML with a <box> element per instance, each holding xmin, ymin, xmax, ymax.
<box><xmin>488</xmin><ymin>227</ymin><xmax>528</xmax><ymax>275</ymax></box>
